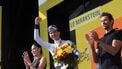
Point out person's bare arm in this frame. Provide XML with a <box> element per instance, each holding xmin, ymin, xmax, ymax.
<box><xmin>22</xmin><ymin>51</ymin><xmax>32</xmax><ymax>69</ymax></box>
<box><xmin>99</xmin><ymin>39</ymin><xmax>122</xmax><ymax>56</ymax></box>
<box><xmin>38</xmin><ymin>57</ymin><xmax>47</xmax><ymax>69</ymax></box>
<box><xmin>85</xmin><ymin>33</ymin><xmax>99</xmax><ymax>63</ymax></box>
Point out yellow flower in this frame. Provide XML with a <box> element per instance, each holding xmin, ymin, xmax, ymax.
<box><xmin>57</xmin><ymin>49</ymin><xmax>63</xmax><ymax>56</ymax></box>
<box><xmin>54</xmin><ymin>43</ymin><xmax>74</xmax><ymax>61</ymax></box>
<box><xmin>64</xmin><ymin>47</ymin><xmax>73</xmax><ymax>53</ymax></box>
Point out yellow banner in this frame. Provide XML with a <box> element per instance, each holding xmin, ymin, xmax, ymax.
<box><xmin>70</xmin><ymin>7</ymin><xmax>101</xmax><ymax>31</ymax></box>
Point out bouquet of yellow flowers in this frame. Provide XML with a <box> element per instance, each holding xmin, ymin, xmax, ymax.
<box><xmin>53</xmin><ymin>43</ymin><xmax>78</xmax><ymax>68</ymax></box>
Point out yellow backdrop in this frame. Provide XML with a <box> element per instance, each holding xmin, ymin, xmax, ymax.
<box><xmin>69</xmin><ymin>0</ymin><xmax>122</xmax><ymax>69</ymax></box>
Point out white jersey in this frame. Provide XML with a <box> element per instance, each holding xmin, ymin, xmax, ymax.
<box><xmin>34</xmin><ymin>29</ymin><xmax>73</xmax><ymax>56</ymax></box>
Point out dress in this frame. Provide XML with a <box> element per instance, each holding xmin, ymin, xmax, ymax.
<box><xmin>32</xmin><ymin>57</ymin><xmax>46</xmax><ymax>69</ymax></box>
<box><xmin>34</xmin><ymin>29</ymin><xmax>79</xmax><ymax>69</ymax></box>
<box><xmin>97</xmin><ymin>29</ymin><xmax>122</xmax><ymax>69</ymax></box>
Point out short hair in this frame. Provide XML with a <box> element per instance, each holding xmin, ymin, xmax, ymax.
<box><xmin>100</xmin><ymin>12</ymin><xmax>114</xmax><ymax>21</ymax></box>
<box><xmin>48</xmin><ymin>25</ymin><xmax>59</xmax><ymax>32</ymax></box>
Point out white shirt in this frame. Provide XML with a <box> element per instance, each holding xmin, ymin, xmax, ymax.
<box><xmin>34</xmin><ymin>29</ymin><xmax>73</xmax><ymax>56</ymax></box>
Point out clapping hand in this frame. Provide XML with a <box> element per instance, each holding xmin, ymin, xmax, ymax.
<box><xmin>22</xmin><ymin>51</ymin><xmax>31</xmax><ymax>66</ymax></box>
<box><xmin>85</xmin><ymin>32</ymin><xmax>94</xmax><ymax>46</ymax></box>
<box><xmin>85</xmin><ymin>30</ymin><xmax>99</xmax><ymax>48</ymax></box>
<box><xmin>89</xmin><ymin>30</ymin><xmax>99</xmax><ymax>42</ymax></box>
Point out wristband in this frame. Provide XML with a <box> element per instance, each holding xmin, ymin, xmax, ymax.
<box><xmin>34</xmin><ymin>24</ymin><xmax>39</xmax><ymax>29</ymax></box>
